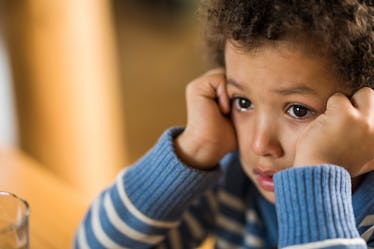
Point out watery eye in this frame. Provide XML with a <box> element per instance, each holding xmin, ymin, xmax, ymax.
<box><xmin>233</xmin><ymin>97</ymin><xmax>253</xmax><ymax>112</ymax></box>
<box><xmin>287</xmin><ymin>104</ymin><xmax>314</xmax><ymax>119</ymax></box>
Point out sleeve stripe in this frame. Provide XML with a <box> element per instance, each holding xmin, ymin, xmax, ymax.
<box><xmin>218</xmin><ymin>190</ymin><xmax>245</xmax><ymax>211</ymax></box>
<box><xmin>183</xmin><ymin>211</ymin><xmax>204</xmax><ymax>239</ymax></box>
<box><xmin>216</xmin><ymin>214</ymin><xmax>244</xmax><ymax>235</ymax></box>
<box><xmin>91</xmin><ymin>197</ymin><xmax>129</xmax><ymax>249</ymax></box>
<box><xmin>360</xmin><ymin>215</ymin><xmax>374</xmax><ymax>227</ymax></box>
<box><xmin>77</xmin><ymin>224</ymin><xmax>91</xmax><ymax>249</ymax></box>
<box><xmin>244</xmin><ymin>233</ymin><xmax>264</xmax><ymax>248</ymax></box>
<box><xmin>361</xmin><ymin>225</ymin><xmax>374</xmax><ymax>241</ymax></box>
<box><xmin>168</xmin><ymin>228</ymin><xmax>182</xmax><ymax>249</ymax></box>
<box><xmin>246</xmin><ymin>209</ymin><xmax>261</xmax><ymax>225</ymax></box>
<box><xmin>103</xmin><ymin>192</ymin><xmax>164</xmax><ymax>244</ymax></box>
<box><xmin>116</xmin><ymin>170</ymin><xmax>179</xmax><ymax>228</ymax></box>
<box><xmin>205</xmin><ymin>190</ymin><xmax>219</xmax><ymax>214</ymax></box>
<box><xmin>282</xmin><ymin>238</ymin><xmax>367</xmax><ymax>249</ymax></box>
<box><xmin>216</xmin><ymin>237</ymin><xmax>242</xmax><ymax>249</ymax></box>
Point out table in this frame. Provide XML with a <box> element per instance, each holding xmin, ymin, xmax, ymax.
<box><xmin>0</xmin><ymin>148</ymin><xmax>91</xmax><ymax>249</ymax></box>
<box><xmin>0</xmin><ymin>148</ymin><xmax>217</xmax><ymax>249</ymax></box>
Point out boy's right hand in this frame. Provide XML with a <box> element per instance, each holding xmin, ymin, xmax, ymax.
<box><xmin>174</xmin><ymin>68</ymin><xmax>237</xmax><ymax>170</ymax></box>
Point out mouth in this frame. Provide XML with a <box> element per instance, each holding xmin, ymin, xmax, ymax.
<box><xmin>254</xmin><ymin>169</ymin><xmax>275</xmax><ymax>192</ymax></box>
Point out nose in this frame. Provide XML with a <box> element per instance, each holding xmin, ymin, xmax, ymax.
<box><xmin>251</xmin><ymin>117</ymin><xmax>283</xmax><ymax>158</ymax></box>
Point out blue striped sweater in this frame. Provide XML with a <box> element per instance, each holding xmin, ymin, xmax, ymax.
<box><xmin>74</xmin><ymin>128</ymin><xmax>374</xmax><ymax>248</ymax></box>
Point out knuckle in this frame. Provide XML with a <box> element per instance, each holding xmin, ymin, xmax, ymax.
<box><xmin>356</xmin><ymin>115</ymin><xmax>374</xmax><ymax>136</ymax></box>
<box><xmin>338</xmin><ymin>106</ymin><xmax>358</xmax><ymax>123</ymax></box>
<box><xmin>188</xmin><ymin>76</ymin><xmax>204</xmax><ymax>88</ymax></box>
<box><xmin>204</xmin><ymin>67</ymin><xmax>225</xmax><ymax>76</ymax></box>
<box><xmin>361</xmin><ymin>87</ymin><xmax>374</xmax><ymax>94</ymax></box>
<box><xmin>185</xmin><ymin>81</ymin><xmax>197</xmax><ymax>95</ymax></box>
<box><xmin>326</xmin><ymin>93</ymin><xmax>346</xmax><ymax>108</ymax></box>
<box><xmin>185</xmin><ymin>72</ymin><xmax>225</xmax><ymax>97</ymax></box>
<box><xmin>362</xmin><ymin>117</ymin><xmax>372</xmax><ymax>130</ymax></box>
<box><xmin>355</xmin><ymin>87</ymin><xmax>374</xmax><ymax>97</ymax></box>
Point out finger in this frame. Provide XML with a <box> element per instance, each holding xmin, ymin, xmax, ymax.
<box><xmin>350</xmin><ymin>87</ymin><xmax>374</xmax><ymax>116</ymax></box>
<box><xmin>216</xmin><ymin>80</ymin><xmax>231</xmax><ymax>114</ymax></box>
<box><xmin>187</xmin><ymin>73</ymin><xmax>228</xmax><ymax>115</ymax></box>
<box><xmin>357</xmin><ymin>158</ymin><xmax>374</xmax><ymax>176</ymax></box>
<box><xmin>205</xmin><ymin>74</ymin><xmax>230</xmax><ymax>114</ymax></box>
<box><xmin>200</xmin><ymin>68</ymin><xmax>230</xmax><ymax>114</ymax></box>
<box><xmin>203</xmin><ymin>67</ymin><xmax>225</xmax><ymax>76</ymax></box>
<box><xmin>326</xmin><ymin>92</ymin><xmax>353</xmax><ymax>112</ymax></box>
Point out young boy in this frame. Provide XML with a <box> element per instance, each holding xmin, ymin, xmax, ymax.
<box><xmin>75</xmin><ymin>0</ymin><xmax>374</xmax><ymax>248</ymax></box>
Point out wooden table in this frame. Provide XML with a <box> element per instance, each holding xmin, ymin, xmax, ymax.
<box><xmin>0</xmin><ymin>148</ymin><xmax>91</xmax><ymax>249</ymax></box>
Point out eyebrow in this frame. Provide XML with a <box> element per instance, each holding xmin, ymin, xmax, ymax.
<box><xmin>272</xmin><ymin>86</ymin><xmax>318</xmax><ymax>96</ymax></box>
<box><xmin>227</xmin><ymin>78</ymin><xmax>245</xmax><ymax>90</ymax></box>
<box><xmin>227</xmin><ymin>77</ymin><xmax>318</xmax><ymax>96</ymax></box>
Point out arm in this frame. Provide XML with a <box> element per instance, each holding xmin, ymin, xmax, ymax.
<box><xmin>74</xmin><ymin>128</ymin><xmax>221</xmax><ymax>249</ymax></box>
<box><xmin>74</xmin><ymin>68</ymin><xmax>237</xmax><ymax>248</ymax></box>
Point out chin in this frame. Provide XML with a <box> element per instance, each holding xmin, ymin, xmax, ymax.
<box><xmin>259</xmin><ymin>189</ymin><xmax>276</xmax><ymax>204</ymax></box>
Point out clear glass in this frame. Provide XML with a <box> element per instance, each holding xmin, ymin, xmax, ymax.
<box><xmin>0</xmin><ymin>192</ymin><xmax>29</xmax><ymax>249</ymax></box>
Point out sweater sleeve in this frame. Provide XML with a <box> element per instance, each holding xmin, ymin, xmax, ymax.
<box><xmin>274</xmin><ymin>165</ymin><xmax>367</xmax><ymax>249</ymax></box>
<box><xmin>74</xmin><ymin>128</ymin><xmax>222</xmax><ymax>249</ymax></box>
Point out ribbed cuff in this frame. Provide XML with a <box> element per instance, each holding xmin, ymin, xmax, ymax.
<box><xmin>123</xmin><ymin>127</ymin><xmax>222</xmax><ymax>221</ymax></box>
<box><xmin>274</xmin><ymin>165</ymin><xmax>359</xmax><ymax>248</ymax></box>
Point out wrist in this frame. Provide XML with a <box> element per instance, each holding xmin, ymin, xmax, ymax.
<box><xmin>123</xmin><ymin>127</ymin><xmax>222</xmax><ymax>221</ymax></box>
<box><xmin>174</xmin><ymin>131</ymin><xmax>220</xmax><ymax>170</ymax></box>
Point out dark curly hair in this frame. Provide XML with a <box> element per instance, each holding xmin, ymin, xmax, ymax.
<box><xmin>198</xmin><ymin>0</ymin><xmax>374</xmax><ymax>90</ymax></box>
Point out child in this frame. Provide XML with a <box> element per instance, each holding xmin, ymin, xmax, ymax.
<box><xmin>75</xmin><ymin>0</ymin><xmax>374</xmax><ymax>248</ymax></box>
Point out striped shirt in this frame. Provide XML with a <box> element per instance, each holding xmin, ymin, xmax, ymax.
<box><xmin>74</xmin><ymin>128</ymin><xmax>374</xmax><ymax>249</ymax></box>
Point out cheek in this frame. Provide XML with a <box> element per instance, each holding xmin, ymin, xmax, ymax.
<box><xmin>232</xmin><ymin>116</ymin><xmax>252</xmax><ymax>154</ymax></box>
<box><xmin>233</xmin><ymin>118</ymin><xmax>261</xmax><ymax>171</ymax></box>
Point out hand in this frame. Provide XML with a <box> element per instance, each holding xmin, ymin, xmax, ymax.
<box><xmin>175</xmin><ymin>68</ymin><xmax>237</xmax><ymax>170</ymax></box>
<box><xmin>294</xmin><ymin>87</ymin><xmax>374</xmax><ymax>177</ymax></box>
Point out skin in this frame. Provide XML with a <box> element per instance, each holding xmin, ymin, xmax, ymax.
<box><xmin>175</xmin><ymin>40</ymin><xmax>374</xmax><ymax>204</ymax></box>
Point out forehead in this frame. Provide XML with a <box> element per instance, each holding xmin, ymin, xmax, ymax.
<box><xmin>224</xmin><ymin>40</ymin><xmax>346</xmax><ymax>93</ymax></box>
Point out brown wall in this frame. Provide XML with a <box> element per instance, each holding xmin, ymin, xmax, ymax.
<box><xmin>113</xmin><ymin>1</ymin><xmax>208</xmax><ymax>162</ymax></box>
<box><xmin>4</xmin><ymin>0</ymin><xmax>128</xmax><ymax>198</ymax></box>
<box><xmin>3</xmin><ymin>0</ymin><xmax>208</xmax><ymax>198</ymax></box>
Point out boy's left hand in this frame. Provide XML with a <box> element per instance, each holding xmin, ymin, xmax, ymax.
<box><xmin>294</xmin><ymin>87</ymin><xmax>374</xmax><ymax>177</ymax></box>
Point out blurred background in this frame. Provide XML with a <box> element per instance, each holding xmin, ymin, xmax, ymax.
<box><xmin>0</xmin><ymin>0</ymin><xmax>209</xmax><ymax>198</ymax></box>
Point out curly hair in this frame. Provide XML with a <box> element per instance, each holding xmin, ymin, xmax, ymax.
<box><xmin>198</xmin><ymin>0</ymin><xmax>374</xmax><ymax>90</ymax></box>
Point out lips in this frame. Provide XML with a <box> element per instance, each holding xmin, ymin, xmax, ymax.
<box><xmin>254</xmin><ymin>168</ymin><xmax>275</xmax><ymax>192</ymax></box>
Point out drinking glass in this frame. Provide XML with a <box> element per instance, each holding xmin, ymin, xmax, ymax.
<box><xmin>0</xmin><ymin>192</ymin><xmax>29</xmax><ymax>249</ymax></box>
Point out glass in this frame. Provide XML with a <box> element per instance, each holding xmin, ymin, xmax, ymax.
<box><xmin>0</xmin><ymin>192</ymin><xmax>29</xmax><ymax>249</ymax></box>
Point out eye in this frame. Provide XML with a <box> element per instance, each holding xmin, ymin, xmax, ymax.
<box><xmin>286</xmin><ymin>104</ymin><xmax>315</xmax><ymax>119</ymax></box>
<box><xmin>232</xmin><ymin>97</ymin><xmax>254</xmax><ymax>112</ymax></box>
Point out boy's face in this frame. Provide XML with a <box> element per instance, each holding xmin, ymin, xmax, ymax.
<box><xmin>225</xmin><ymin>40</ymin><xmax>349</xmax><ymax>203</ymax></box>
